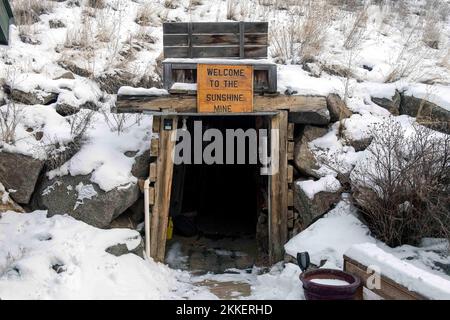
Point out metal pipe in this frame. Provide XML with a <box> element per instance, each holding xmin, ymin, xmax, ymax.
<box><xmin>143</xmin><ymin>178</ymin><xmax>151</xmax><ymax>259</ymax></box>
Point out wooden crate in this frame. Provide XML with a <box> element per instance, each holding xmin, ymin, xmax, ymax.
<box><xmin>163</xmin><ymin>22</ymin><xmax>268</xmax><ymax>59</ymax></box>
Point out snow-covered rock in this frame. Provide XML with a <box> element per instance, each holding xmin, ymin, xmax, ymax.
<box><xmin>326</xmin><ymin>94</ymin><xmax>352</xmax><ymax>122</ymax></box>
<box><xmin>33</xmin><ymin>174</ymin><xmax>140</xmax><ymax>228</ymax></box>
<box><xmin>285</xmin><ymin>200</ymin><xmax>376</xmax><ymax>268</ymax></box>
<box><xmin>293</xmin><ymin>176</ymin><xmax>342</xmax><ymax>229</ymax></box>
<box><xmin>294</xmin><ymin>125</ymin><xmax>328</xmax><ymax>178</ymax></box>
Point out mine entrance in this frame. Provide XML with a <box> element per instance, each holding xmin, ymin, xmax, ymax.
<box><xmin>166</xmin><ymin>115</ymin><xmax>270</xmax><ymax>273</ymax></box>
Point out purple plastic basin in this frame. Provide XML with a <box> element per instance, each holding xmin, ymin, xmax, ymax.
<box><xmin>300</xmin><ymin>269</ymin><xmax>361</xmax><ymax>300</ymax></box>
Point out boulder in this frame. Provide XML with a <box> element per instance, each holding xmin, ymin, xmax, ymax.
<box><xmin>10</xmin><ymin>88</ymin><xmax>58</xmax><ymax>105</ymax></box>
<box><xmin>346</xmin><ymin>136</ymin><xmax>373</xmax><ymax>152</ymax></box>
<box><xmin>131</xmin><ymin>150</ymin><xmax>150</xmax><ymax>179</ymax></box>
<box><xmin>55</xmin><ymin>103</ymin><xmax>79</xmax><ymax>116</ymax></box>
<box><xmin>33</xmin><ymin>174</ymin><xmax>140</xmax><ymax>228</ymax></box>
<box><xmin>293</xmin><ymin>126</ymin><xmax>328</xmax><ymax>178</ymax></box>
<box><xmin>326</xmin><ymin>94</ymin><xmax>353</xmax><ymax>122</ymax></box>
<box><xmin>400</xmin><ymin>94</ymin><xmax>450</xmax><ymax>133</ymax></box>
<box><xmin>293</xmin><ymin>181</ymin><xmax>341</xmax><ymax>228</ymax></box>
<box><xmin>288</xmin><ymin>100</ymin><xmax>330</xmax><ymax>125</ymax></box>
<box><xmin>105</xmin><ymin>237</ymin><xmax>144</xmax><ymax>258</ymax></box>
<box><xmin>54</xmin><ymin>72</ymin><xmax>75</xmax><ymax>80</ymax></box>
<box><xmin>371</xmin><ymin>91</ymin><xmax>401</xmax><ymax>115</ymax></box>
<box><xmin>0</xmin><ymin>151</ymin><xmax>44</xmax><ymax>204</ymax></box>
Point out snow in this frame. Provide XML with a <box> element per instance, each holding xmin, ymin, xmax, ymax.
<box><xmin>285</xmin><ymin>199</ymin><xmax>376</xmax><ymax>269</ymax></box>
<box><xmin>74</xmin><ymin>182</ymin><xmax>97</xmax><ymax>210</ymax></box>
<box><xmin>297</xmin><ymin>175</ymin><xmax>341</xmax><ymax>200</ymax></box>
<box><xmin>346</xmin><ymin>243</ymin><xmax>450</xmax><ymax>300</ymax></box>
<box><xmin>117</xmin><ymin>86</ymin><xmax>168</xmax><ymax>96</ymax></box>
<box><xmin>171</xmin><ymin>82</ymin><xmax>198</xmax><ymax>91</ymax></box>
<box><xmin>310</xmin><ymin>279</ymin><xmax>350</xmax><ymax>286</ymax></box>
<box><xmin>0</xmin><ymin>211</ymin><xmax>210</xmax><ymax>300</ymax></box>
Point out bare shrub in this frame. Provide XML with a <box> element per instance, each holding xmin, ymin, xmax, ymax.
<box><xmin>10</xmin><ymin>0</ymin><xmax>54</xmax><ymax>44</ymax></box>
<box><xmin>385</xmin><ymin>19</ymin><xmax>431</xmax><ymax>83</ymax></box>
<box><xmin>11</xmin><ymin>0</ymin><xmax>54</xmax><ymax>25</ymax></box>
<box><xmin>352</xmin><ymin>120</ymin><xmax>450</xmax><ymax>247</ymax></box>
<box><xmin>0</xmin><ymin>101</ymin><xmax>22</xmax><ymax>145</ymax></box>
<box><xmin>270</xmin><ymin>1</ymin><xmax>332</xmax><ymax>64</ymax></box>
<box><xmin>44</xmin><ymin>110</ymin><xmax>95</xmax><ymax>170</ymax></box>
<box><xmin>164</xmin><ymin>0</ymin><xmax>178</xmax><ymax>9</ymax></box>
<box><xmin>135</xmin><ymin>2</ymin><xmax>159</xmax><ymax>26</ymax></box>
<box><xmin>86</xmin><ymin>0</ymin><xmax>106</xmax><ymax>9</ymax></box>
<box><xmin>226</xmin><ymin>0</ymin><xmax>239</xmax><ymax>21</ymax></box>
<box><xmin>343</xmin><ymin>5</ymin><xmax>368</xmax><ymax>50</ymax></box>
<box><xmin>422</xmin><ymin>0</ymin><xmax>445</xmax><ymax>49</ymax></box>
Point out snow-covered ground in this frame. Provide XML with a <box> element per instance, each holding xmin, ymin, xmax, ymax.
<box><xmin>1</xmin><ymin>0</ymin><xmax>450</xmax><ymax>299</ymax></box>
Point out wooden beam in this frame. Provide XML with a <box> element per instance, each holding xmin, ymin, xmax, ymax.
<box><xmin>150</xmin><ymin>116</ymin><xmax>177</xmax><ymax>262</ymax></box>
<box><xmin>269</xmin><ymin>111</ymin><xmax>288</xmax><ymax>264</ymax></box>
<box><xmin>116</xmin><ymin>94</ymin><xmax>327</xmax><ymax>114</ymax></box>
<box><xmin>343</xmin><ymin>255</ymin><xmax>426</xmax><ymax>300</ymax></box>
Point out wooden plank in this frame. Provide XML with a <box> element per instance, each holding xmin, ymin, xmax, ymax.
<box><xmin>164</xmin><ymin>22</ymin><xmax>268</xmax><ymax>35</ymax></box>
<box><xmin>343</xmin><ymin>255</ymin><xmax>426</xmax><ymax>300</ymax></box>
<box><xmin>287</xmin><ymin>164</ymin><xmax>293</xmax><ymax>184</ymax></box>
<box><xmin>149</xmin><ymin>162</ymin><xmax>157</xmax><ymax>182</ymax></box>
<box><xmin>287</xmin><ymin>141</ymin><xmax>294</xmax><ymax>160</ymax></box>
<box><xmin>197</xmin><ymin>64</ymin><xmax>253</xmax><ymax>113</ymax></box>
<box><xmin>239</xmin><ymin>21</ymin><xmax>245</xmax><ymax>59</ymax></box>
<box><xmin>150</xmin><ymin>138</ymin><xmax>159</xmax><ymax>157</ymax></box>
<box><xmin>153</xmin><ymin>116</ymin><xmax>161</xmax><ymax>132</ymax></box>
<box><xmin>148</xmin><ymin>187</ymin><xmax>155</xmax><ymax>205</ymax></box>
<box><xmin>150</xmin><ymin>116</ymin><xmax>177</xmax><ymax>262</ymax></box>
<box><xmin>269</xmin><ymin>111</ymin><xmax>288</xmax><ymax>264</ymax></box>
<box><xmin>164</xmin><ymin>34</ymin><xmax>267</xmax><ymax>46</ymax></box>
<box><xmin>116</xmin><ymin>94</ymin><xmax>328</xmax><ymax>114</ymax></box>
<box><xmin>288</xmin><ymin>188</ymin><xmax>293</xmax><ymax>207</ymax></box>
<box><xmin>288</xmin><ymin>123</ymin><xmax>294</xmax><ymax>140</ymax></box>
<box><xmin>269</xmin><ymin>114</ymin><xmax>280</xmax><ymax>264</ymax></box>
<box><xmin>164</xmin><ymin>45</ymin><xmax>267</xmax><ymax>59</ymax></box>
<box><xmin>279</xmin><ymin>111</ymin><xmax>289</xmax><ymax>259</ymax></box>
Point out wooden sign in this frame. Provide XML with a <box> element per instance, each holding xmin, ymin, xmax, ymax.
<box><xmin>197</xmin><ymin>64</ymin><xmax>253</xmax><ymax>113</ymax></box>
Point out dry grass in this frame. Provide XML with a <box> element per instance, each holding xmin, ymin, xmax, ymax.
<box><xmin>270</xmin><ymin>1</ymin><xmax>333</xmax><ymax>64</ymax></box>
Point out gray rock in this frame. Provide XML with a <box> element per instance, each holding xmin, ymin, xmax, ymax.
<box><xmin>33</xmin><ymin>174</ymin><xmax>140</xmax><ymax>228</ymax></box>
<box><xmin>54</xmin><ymin>72</ymin><xmax>75</xmax><ymax>80</ymax></box>
<box><xmin>55</xmin><ymin>103</ymin><xmax>79</xmax><ymax>116</ymax></box>
<box><xmin>372</xmin><ymin>90</ymin><xmax>401</xmax><ymax>115</ymax></box>
<box><xmin>289</xmin><ymin>104</ymin><xmax>330</xmax><ymax>125</ymax></box>
<box><xmin>0</xmin><ymin>151</ymin><xmax>44</xmax><ymax>204</ymax></box>
<box><xmin>294</xmin><ymin>180</ymin><xmax>341</xmax><ymax>228</ymax></box>
<box><xmin>347</xmin><ymin>136</ymin><xmax>373</xmax><ymax>152</ymax></box>
<box><xmin>400</xmin><ymin>94</ymin><xmax>450</xmax><ymax>133</ymax></box>
<box><xmin>326</xmin><ymin>94</ymin><xmax>352</xmax><ymax>122</ymax></box>
<box><xmin>131</xmin><ymin>150</ymin><xmax>150</xmax><ymax>178</ymax></box>
<box><xmin>49</xmin><ymin>19</ymin><xmax>66</xmax><ymax>29</ymax></box>
<box><xmin>10</xmin><ymin>88</ymin><xmax>58</xmax><ymax>105</ymax></box>
<box><xmin>293</xmin><ymin>126</ymin><xmax>328</xmax><ymax>178</ymax></box>
<box><xmin>58</xmin><ymin>60</ymin><xmax>92</xmax><ymax>78</ymax></box>
<box><xmin>105</xmin><ymin>236</ymin><xmax>144</xmax><ymax>258</ymax></box>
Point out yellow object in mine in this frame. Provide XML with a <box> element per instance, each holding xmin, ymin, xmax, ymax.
<box><xmin>167</xmin><ymin>217</ymin><xmax>173</xmax><ymax>240</ymax></box>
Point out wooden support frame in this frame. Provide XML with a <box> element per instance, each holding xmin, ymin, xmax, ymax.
<box><xmin>150</xmin><ymin>116</ymin><xmax>177</xmax><ymax>262</ymax></box>
<box><xmin>268</xmin><ymin>111</ymin><xmax>288</xmax><ymax>264</ymax></box>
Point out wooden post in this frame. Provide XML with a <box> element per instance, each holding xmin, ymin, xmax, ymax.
<box><xmin>150</xmin><ymin>116</ymin><xmax>177</xmax><ymax>262</ymax></box>
<box><xmin>269</xmin><ymin>111</ymin><xmax>288</xmax><ymax>264</ymax></box>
